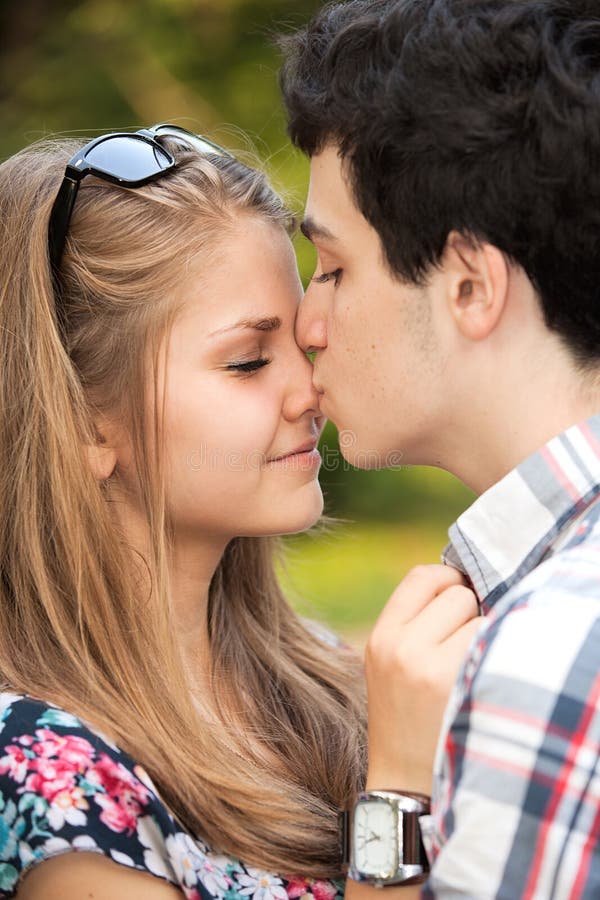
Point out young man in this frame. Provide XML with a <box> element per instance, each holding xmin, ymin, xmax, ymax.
<box><xmin>280</xmin><ymin>0</ymin><xmax>600</xmax><ymax>897</ymax></box>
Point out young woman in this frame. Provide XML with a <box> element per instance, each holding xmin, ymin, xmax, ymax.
<box><xmin>0</xmin><ymin>125</ymin><xmax>367</xmax><ymax>899</ymax></box>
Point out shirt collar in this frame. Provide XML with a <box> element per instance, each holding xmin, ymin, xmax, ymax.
<box><xmin>442</xmin><ymin>413</ymin><xmax>600</xmax><ymax>612</ymax></box>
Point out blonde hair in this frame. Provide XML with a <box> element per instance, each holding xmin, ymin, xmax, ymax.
<box><xmin>0</xmin><ymin>137</ymin><xmax>366</xmax><ymax>876</ymax></box>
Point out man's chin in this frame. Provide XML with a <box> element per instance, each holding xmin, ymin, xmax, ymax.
<box><xmin>338</xmin><ymin>439</ymin><xmax>387</xmax><ymax>471</ymax></box>
<box><xmin>316</xmin><ymin>398</ymin><xmax>385</xmax><ymax>469</ymax></box>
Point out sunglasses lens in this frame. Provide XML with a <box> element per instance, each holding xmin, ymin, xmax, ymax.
<box><xmin>150</xmin><ymin>126</ymin><xmax>230</xmax><ymax>157</ymax></box>
<box><xmin>84</xmin><ymin>135</ymin><xmax>173</xmax><ymax>181</ymax></box>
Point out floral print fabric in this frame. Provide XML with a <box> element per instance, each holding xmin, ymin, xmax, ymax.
<box><xmin>0</xmin><ymin>694</ymin><xmax>345</xmax><ymax>899</ymax></box>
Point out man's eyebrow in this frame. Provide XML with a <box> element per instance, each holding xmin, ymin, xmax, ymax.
<box><xmin>300</xmin><ymin>217</ymin><xmax>337</xmax><ymax>243</ymax></box>
<box><xmin>208</xmin><ymin>316</ymin><xmax>282</xmax><ymax>338</ymax></box>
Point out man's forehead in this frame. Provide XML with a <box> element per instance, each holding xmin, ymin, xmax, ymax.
<box><xmin>306</xmin><ymin>146</ymin><xmax>366</xmax><ymax>237</ymax></box>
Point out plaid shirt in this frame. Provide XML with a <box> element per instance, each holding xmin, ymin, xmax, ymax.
<box><xmin>421</xmin><ymin>414</ymin><xmax>600</xmax><ymax>899</ymax></box>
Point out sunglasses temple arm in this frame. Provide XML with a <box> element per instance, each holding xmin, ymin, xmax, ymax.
<box><xmin>48</xmin><ymin>175</ymin><xmax>80</xmax><ymax>273</ymax></box>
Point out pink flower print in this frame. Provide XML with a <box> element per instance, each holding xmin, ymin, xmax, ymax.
<box><xmin>94</xmin><ymin>792</ymin><xmax>140</xmax><ymax>835</ymax></box>
<box><xmin>311</xmin><ymin>882</ymin><xmax>338</xmax><ymax>900</ymax></box>
<box><xmin>31</xmin><ymin>730</ymin><xmax>95</xmax><ymax>768</ymax></box>
<box><xmin>89</xmin><ymin>753</ymin><xmax>150</xmax><ymax>804</ymax></box>
<box><xmin>24</xmin><ymin>755</ymin><xmax>78</xmax><ymax>802</ymax></box>
<box><xmin>0</xmin><ymin>744</ymin><xmax>30</xmax><ymax>783</ymax></box>
<box><xmin>88</xmin><ymin>754</ymin><xmax>150</xmax><ymax>835</ymax></box>
<box><xmin>286</xmin><ymin>879</ymin><xmax>311</xmax><ymax>899</ymax></box>
<box><xmin>285</xmin><ymin>878</ymin><xmax>309</xmax><ymax>900</ymax></box>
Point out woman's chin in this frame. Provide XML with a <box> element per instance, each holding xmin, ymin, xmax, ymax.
<box><xmin>276</xmin><ymin>505</ymin><xmax>325</xmax><ymax>537</ymax></box>
<box><xmin>242</xmin><ymin>487</ymin><xmax>324</xmax><ymax>537</ymax></box>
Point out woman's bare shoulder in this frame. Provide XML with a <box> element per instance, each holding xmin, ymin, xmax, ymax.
<box><xmin>16</xmin><ymin>850</ymin><xmax>184</xmax><ymax>900</ymax></box>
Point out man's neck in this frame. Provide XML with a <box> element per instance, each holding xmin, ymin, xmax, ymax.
<box><xmin>440</xmin><ymin>376</ymin><xmax>600</xmax><ymax>495</ymax></box>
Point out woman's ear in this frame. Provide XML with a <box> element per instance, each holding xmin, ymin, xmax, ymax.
<box><xmin>85</xmin><ymin>421</ymin><xmax>119</xmax><ymax>483</ymax></box>
<box><xmin>443</xmin><ymin>231</ymin><xmax>509</xmax><ymax>341</ymax></box>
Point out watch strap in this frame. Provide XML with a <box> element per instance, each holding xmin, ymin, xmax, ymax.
<box><xmin>339</xmin><ymin>808</ymin><xmax>351</xmax><ymax>867</ymax></box>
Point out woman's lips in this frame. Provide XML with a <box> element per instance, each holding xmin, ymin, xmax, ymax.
<box><xmin>266</xmin><ymin>446</ymin><xmax>321</xmax><ymax>468</ymax></box>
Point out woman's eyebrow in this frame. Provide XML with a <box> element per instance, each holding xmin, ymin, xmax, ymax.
<box><xmin>208</xmin><ymin>316</ymin><xmax>282</xmax><ymax>338</ymax></box>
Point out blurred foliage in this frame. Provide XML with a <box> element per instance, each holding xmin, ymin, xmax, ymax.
<box><xmin>0</xmin><ymin>0</ymin><xmax>320</xmax><ymax>276</ymax></box>
<box><xmin>280</xmin><ymin>521</ymin><xmax>456</xmax><ymax>635</ymax></box>
<box><xmin>0</xmin><ymin>0</ymin><xmax>475</xmax><ymax>531</ymax></box>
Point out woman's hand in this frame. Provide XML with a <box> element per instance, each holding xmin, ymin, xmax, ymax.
<box><xmin>365</xmin><ymin>564</ymin><xmax>481</xmax><ymax>795</ymax></box>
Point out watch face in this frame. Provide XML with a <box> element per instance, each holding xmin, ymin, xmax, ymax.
<box><xmin>353</xmin><ymin>798</ymin><xmax>398</xmax><ymax>878</ymax></box>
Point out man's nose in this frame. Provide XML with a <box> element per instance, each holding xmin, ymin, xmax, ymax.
<box><xmin>282</xmin><ymin>346</ymin><xmax>323</xmax><ymax>422</ymax></box>
<box><xmin>295</xmin><ymin>283</ymin><xmax>328</xmax><ymax>353</ymax></box>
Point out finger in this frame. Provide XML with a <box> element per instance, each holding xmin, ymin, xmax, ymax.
<box><xmin>375</xmin><ymin>564</ymin><xmax>469</xmax><ymax>630</ymax></box>
<box><xmin>406</xmin><ymin>584</ymin><xmax>479</xmax><ymax>645</ymax></box>
<box><xmin>437</xmin><ymin>617</ymin><xmax>484</xmax><ymax>678</ymax></box>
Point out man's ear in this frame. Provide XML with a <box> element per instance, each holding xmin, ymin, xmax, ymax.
<box><xmin>443</xmin><ymin>231</ymin><xmax>509</xmax><ymax>341</ymax></box>
<box><xmin>85</xmin><ymin>420</ymin><xmax>119</xmax><ymax>483</ymax></box>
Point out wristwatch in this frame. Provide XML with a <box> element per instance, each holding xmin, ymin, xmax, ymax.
<box><xmin>341</xmin><ymin>790</ymin><xmax>430</xmax><ymax>887</ymax></box>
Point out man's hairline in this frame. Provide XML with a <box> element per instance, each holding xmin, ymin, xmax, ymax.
<box><xmin>302</xmin><ymin>139</ymin><xmax>522</xmax><ymax>293</ymax></box>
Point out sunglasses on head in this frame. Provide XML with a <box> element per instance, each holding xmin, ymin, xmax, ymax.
<box><xmin>48</xmin><ymin>123</ymin><xmax>234</xmax><ymax>273</ymax></box>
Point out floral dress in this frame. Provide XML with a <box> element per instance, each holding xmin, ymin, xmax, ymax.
<box><xmin>0</xmin><ymin>693</ymin><xmax>345</xmax><ymax>900</ymax></box>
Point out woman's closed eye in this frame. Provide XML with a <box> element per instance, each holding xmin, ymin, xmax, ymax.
<box><xmin>312</xmin><ymin>268</ymin><xmax>343</xmax><ymax>287</ymax></box>
<box><xmin>226</xmin><ymin>356</ymin><xmax>271</xmax><ymax>375</ymax></box>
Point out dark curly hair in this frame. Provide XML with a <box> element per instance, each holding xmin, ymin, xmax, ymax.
<box><xmin>279</xmin><ymin>0</ymin><xmax>600</xmax><ymax>366</ymax></box>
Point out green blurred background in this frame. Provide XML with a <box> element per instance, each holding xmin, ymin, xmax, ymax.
<box><xmin>0</xmin><ymin>0</ymin><xmax>475</xmax><ymax>643</ymax></box>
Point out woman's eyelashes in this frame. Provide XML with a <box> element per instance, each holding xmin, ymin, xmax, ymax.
<box><xmin>226</xmin><ymin>356</ymin><xmax>271</xmax><ymax>375</ymax></box>
<box><xmin>312</xmin><ymin>267</ymin><xmax>343</xmax><ymax>287</ymax></box>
